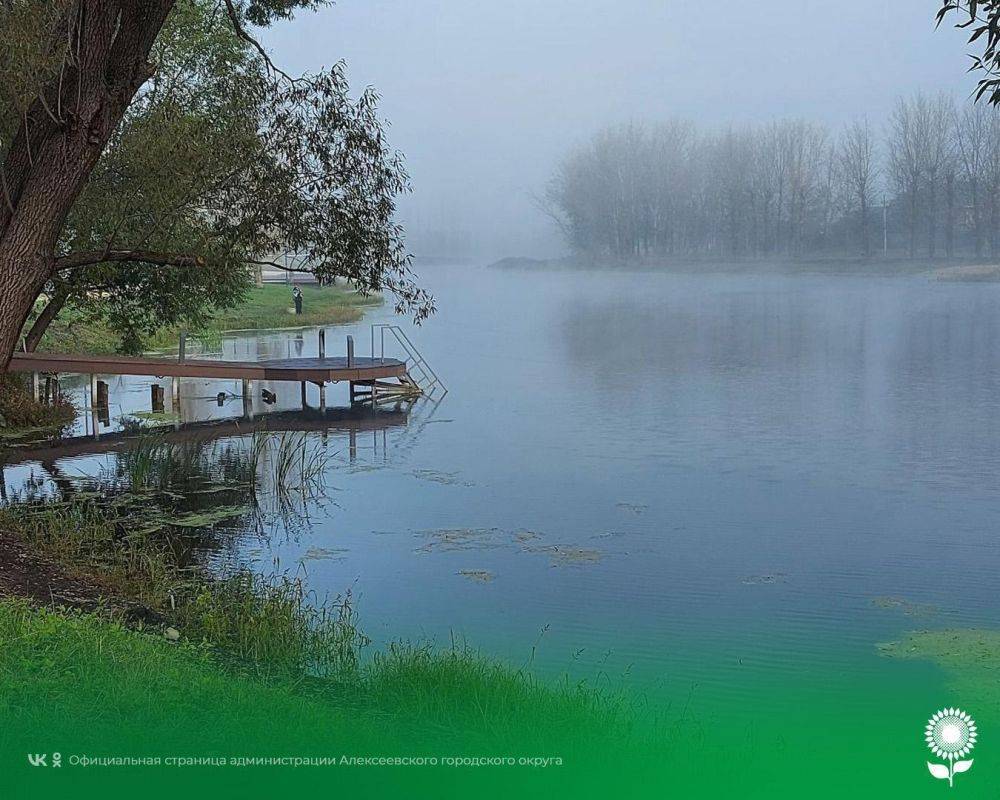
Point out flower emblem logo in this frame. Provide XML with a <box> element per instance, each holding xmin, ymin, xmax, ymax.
<box><xmin>926</xmin><ymin>708</ymin><xmax>977</xmax><ymax>786</ymax></box>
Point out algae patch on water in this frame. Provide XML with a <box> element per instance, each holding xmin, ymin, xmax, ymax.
<box><xmin>457</xmin><ymin>569</ymin><xmax>494</xmax><ymax>583</ymax></box>
<box><xmin>163</xmin><ymin>505</ymin><xmax>248</xmax><ymax>528</ymax></box>
<box><xmin>410</xmin><ymin>469</ymin><xmax>474</xmax><ymax>487</ymax></box>
<box><xmin>616</xmin><ymin>502</ymin><xmax>648</xmax><ymax>515</ymax></box>
<box><xmin>871</xmin><ymin>595</ymin><xmax>938</xmax><ymax>618</ymax></box>
<box><xmin>879</xmin><ymin>629</ymin><xmax>1000</xmax><ymax>710</ymax></box>
<box><xmin>524</xmin><ymin>544</ymin><xmax>603</xmax><ymax>567</ymax></box>
<box><xmin>878</xmin><ymin>629</ymin><xmax>1000</xmax><ymax>672</ymax></box>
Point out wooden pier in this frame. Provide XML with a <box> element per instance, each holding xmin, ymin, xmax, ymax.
<box><xmin>8</xmin><ymin>326</ymin><xmax>443</xmax><ymax>434</ymax></box>
<box><xmin>10</xmin><ymin>351</ymin><xmax>408</xmax><ymax>384</ymax></box>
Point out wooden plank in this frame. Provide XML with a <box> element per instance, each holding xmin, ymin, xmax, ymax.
<box><xmin>9</xmin><ymin>352</ymin><xmax>407</xmax><ymax>383</ymax></box>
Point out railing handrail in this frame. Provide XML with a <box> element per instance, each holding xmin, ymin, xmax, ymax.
<box><xmin>369</xmin><ymin>323</ymin><xmax>446</xmax><ymax>395</ymax></box>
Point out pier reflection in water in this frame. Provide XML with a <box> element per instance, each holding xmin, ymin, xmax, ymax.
<box><xmin>0</xmin><ymin>402</ymin><xmax>433</xmax><ymax>540</ymax></box>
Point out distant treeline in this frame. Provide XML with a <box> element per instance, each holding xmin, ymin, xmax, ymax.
<box><xmin>544</xmin><ymin>92</ymin><xmax>1000</xmax><ymax>261</ymax></box>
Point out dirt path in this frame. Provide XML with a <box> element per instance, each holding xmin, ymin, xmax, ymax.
<box><xmin>0</xmin><ymin>531</ymin><xmax>162</xmax><ymax>623</ymax></box>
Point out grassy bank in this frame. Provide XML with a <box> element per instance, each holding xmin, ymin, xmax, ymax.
<box><xmin>37</xmin><ymin>283</ymin><xmax>381</xmax><ymax>356</ymax></box>
<box><xmin>0</xmin><ymin>437</ymin><xmax>664</xmax><ymax>794</ymax></box>
<box><xmin>0</xmin><ymin>475</ymin><xmax>664</xmax><ymax>797</ymax></box>
<box><xmin>0</xmin><ymin>597</ymin><xmax>665</xmax><ymax>799</ymax></box>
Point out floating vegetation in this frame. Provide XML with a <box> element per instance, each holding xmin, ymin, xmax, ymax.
<box><xmin>0</xmin><ymin>424</ymin><xmax>67</xmax><ymax>444</ymax></box>
<box><xmin>416</xmin><ymin>527</ymin><xmax>505</xmax><ymax>553</ymax></box>
<box><xmin>302</xmin><ymin>546</ymin><xmax>349</xmax><ymax>562</ymax></box>
<box><xmin>164</xmin><ymin>505</ymin><xmax>249</xmax><ymax>528</ymax></box>
<box><xmin>411</xmin><ymin>469</ymin><xmax>474</xmax><ymax>486</ymax></box>
<box><xmin>741</xmin><ymin>573</ymin><xmax>787</xmax><ymax>586</ymax></box>
<box><xmin>125</xmin><ymin>410</ymin><xmax>182</xmax><ymax>424</ymax></box>
<box><xmin>414</xmin><ymin>527</ymin><xmax>604</xmax><ymax>569</ymax></box>
<box><xmin>871</xmin><ymin>596</ymin><xmax>938</xmax><ymax>617</ymax></box>
<box><xmin>877</xmin><ymin>628</ymin><xmax>1000</xmax><ymax>708</ymax></box>
<box><xmin>878</xmin><ymin>629</ymin><xmax>1000</xmax><ymax>670</ymax></box>
<box><xmin>457</xmin><ymin>569</ymin><xmax>495</xmax><ymax>583</ymax></box>
<box><xmin>529</xmin><ymin>545</ymin><xmax>603</xmax><ymax>567</ymax></box>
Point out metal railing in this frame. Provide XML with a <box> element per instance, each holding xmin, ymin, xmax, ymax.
<box><xmin>370</xmin><ymin>324</ymin><xmax>447</xmax><ymax>397</ymax></box>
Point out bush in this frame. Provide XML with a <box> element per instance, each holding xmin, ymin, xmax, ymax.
<box><xmin>0</xmin><ymin>373</ymin><xmax>75</xmax><ymax>430</ymax></box>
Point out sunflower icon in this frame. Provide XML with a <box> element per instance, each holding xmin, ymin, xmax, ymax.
<box><xmin>926</xmin><ymin>708</ymin><xmax>977</xmax><ymax>786</ymax></box>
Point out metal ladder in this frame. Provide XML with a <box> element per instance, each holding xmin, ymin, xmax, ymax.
<box><xmin>370</xmin><ymin>324</ymin><xmax>447</xmax><ymax>399</ymax></box>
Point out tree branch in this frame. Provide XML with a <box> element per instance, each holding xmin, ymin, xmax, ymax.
<box><xmin>53</xmin><ymin>249</ymin><xmax>207</xmax><ymax>271</ymax></box>
<box><xmin>23</xmin><ymin>284</ymin><xmax>71</xmax><ymax>352</ymax></box>
<box><xmin>221</xmin><ymin>0</ymin><xmax>296</xmax><ymax>82</ymax></box>
<box><xmin>246</xmin><ymin>258</ymin><xmax>314</xmax><ymax>274</ymax></box>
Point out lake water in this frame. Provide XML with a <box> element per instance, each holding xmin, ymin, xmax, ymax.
<box><xmin>7</xmin><ymin>264</ymin><xmax>1000</xmax><ymax>794</ymax></box>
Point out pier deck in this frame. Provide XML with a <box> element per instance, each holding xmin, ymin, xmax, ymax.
<box><xmin>10</xmin><ymin>351</ymin><xmax>407</xmax><ymax>384</ymax></box>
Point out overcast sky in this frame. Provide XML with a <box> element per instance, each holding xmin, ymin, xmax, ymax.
<box><xmin>264</xmin><ymin>1</ymin><xmax>978</xmax><ymax>258</ymax></box>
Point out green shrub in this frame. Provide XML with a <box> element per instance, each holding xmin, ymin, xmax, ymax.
<box><xmin>0</xmin><ymin>373</ymin><xmax>75</xmax><ymax>431</ymax></box>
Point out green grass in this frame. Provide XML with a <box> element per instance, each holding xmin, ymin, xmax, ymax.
<box><xmin>0</xmin><ymin>597</ymin><xmax>644</xmax><ymax>751</ymax></box>
<box><xmin>205</xmin><ymin>283</ymin><xmax>379</xmax><ymax>331</ymax></box>
<box><xmin>37</xmin><ymin>283</ymin><xmax>381</xmax><ymax>356</ymax></box>
<box><xmin>144</xmin><ymin>283</ymin><xmax>380</xmax><ymax>350</ymax></box>
<box><xmin>0</xmin><ymin>598</ymin><xmax>666</xmax><ymax>799</ymax></box>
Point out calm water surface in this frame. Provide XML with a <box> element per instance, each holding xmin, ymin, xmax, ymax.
<box><xmin>7</xmin><ymin>265</ymin><xmax>1000</xmax><ymax>751</ymax></box>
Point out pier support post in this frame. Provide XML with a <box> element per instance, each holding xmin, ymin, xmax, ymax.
<box><xmin>318</xmin><ymin>382</ymin><xmax>326</xmax><ymax>412</ymax></box>
<box><xmin>349</xmin><ymin>428</ymin><xmax>357</xmax><ymax>462</ymax></box>
<box><xmin>88</xmin><ymin>374</ymin><xmax>100</xmax><ymax>440</ymax></box>
<box><xmin>318</xmin><ymin>329</ymin><xmax>326</xmax><ymax>360</ymax></box>
<box><xmin>31</xmin><ymin>372</ymin><xmax>40</xmax><ymax>402</ymax></box>
<box><xmin>44</xmin><ymin>376</ymin><xmax>57</xmax><ymax>405</ymax></box>
<box><xmin>300</xmin><ymin>381</ymin><xmax>307</xmax><ymax>409</ymax></box>
<box><xmin>242</xmin><ymin>378</ymin><xmax>254</xmax><ymax>420</ymax></box>
<box><xmin>349</xmin><ymin>381</ymin><xmax>356</xmax><ymax>404</ymax></box>
<box><xmin>171</xmin><ymin>377</ymin><xmax>180</xmax><ymax>411</ymax></box>
<box><xmin>347</xmin><ymin>335</ymin><xmax>354</xmax><ymax>367</ymax></box>
<box><xmin>151</xmin><ymin>384</ymin><xmax>165</xmax><ymax>412</ymax></box>
<box><xmin>96</xmin><ymin>381</ymin><xmax>110</xmax><ymax>426</ymax></box>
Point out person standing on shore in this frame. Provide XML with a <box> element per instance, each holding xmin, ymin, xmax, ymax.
<box><xmin>293</xmin><ymin>286</ymin><xmax>303</xmax><ymax>315</ymax></box>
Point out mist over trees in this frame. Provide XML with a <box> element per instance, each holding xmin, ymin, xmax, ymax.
<box><xmin>545</xmin><ymin>92</ymin><xmax>1000</xmax><ymax>262</ymax></box>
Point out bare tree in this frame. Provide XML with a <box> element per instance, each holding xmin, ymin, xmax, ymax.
<box><xmin>838</xmin><ymin>118</ymin><xmax>879</xmax><ymax>257</ymax></box>
<box><xmin>923</xmin><ymin>93</ymin><xmax>956</xmax><ymax>257</ymax></box>
<box><xmin>888</xmin><ymin>94</ymin><xmax>932</xmax><ymax>257</ymax></box>
<box><xmin>955</xmin><ymin>103</ymin><xmax>992</xmax><ymax>256</ymax></box>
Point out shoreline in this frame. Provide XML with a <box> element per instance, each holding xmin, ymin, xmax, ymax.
<box><xmin>488</xmin><ymin>254</ymin><xmax>1000</xmax><ymax>280</ymax></box>
<box><xmin>35</xmin><ymin>283</ymin><xmax>382</xmax><ymax>357</ymax></box>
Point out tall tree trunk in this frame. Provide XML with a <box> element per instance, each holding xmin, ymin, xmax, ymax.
<box><xmin>989</xmin><ymin>187</ymin><xmax>1000</xmax><ymax>258</ymax></box>
<box><xmin>23</xmin><ymin>286</ymin><xmax>70</xmax><ymax>352</ymax></box>
<box><xmin>927</xmin><ymin>178</ymin><xmax>938</xmax><ymax>259</ymax></box>
<box><xmin>972</xmin><ymin>179</ymin><xmax>984</xmax><ymax>258</ymax></box>
<box><xmin>945</xmin><ymin>172</ymin><xmax>955</xmax><ymax>259</ymax></box>
<box><xmin>860</xmin><ymin>194</ymin><xmax>869</xmax><ymax>258</ymax></box>
<box><xmin>0</xmin><ymin>1</ymin><xmax>175</xmax><ymax>373</ymax></box>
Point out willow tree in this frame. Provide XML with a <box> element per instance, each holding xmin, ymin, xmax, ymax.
<box><xmin>0</xmin><ymin>0</ymin><xmax>431</xmax><ymax>371</ymax></box>
<box><xmin>939</xmin><ymin>2</ymin><xmax>1000</xmax><ymax>103</ymax></box>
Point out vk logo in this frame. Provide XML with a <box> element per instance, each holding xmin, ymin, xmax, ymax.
<box><xmin>27</xmin><ymin>754</ymin><xmax>47</xmax><ymax>767</ymax></box>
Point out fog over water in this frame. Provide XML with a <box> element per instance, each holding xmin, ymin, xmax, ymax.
<box><xmin>264</xmin><ymin>1</ymin><xmax>973</xmax><ymax>259</ymax></box>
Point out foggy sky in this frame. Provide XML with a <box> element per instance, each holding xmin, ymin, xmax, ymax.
<box><xmin>264</xmin><ymin>1</ymin><xmax>976</xmax><ymax>259</ymax></box>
